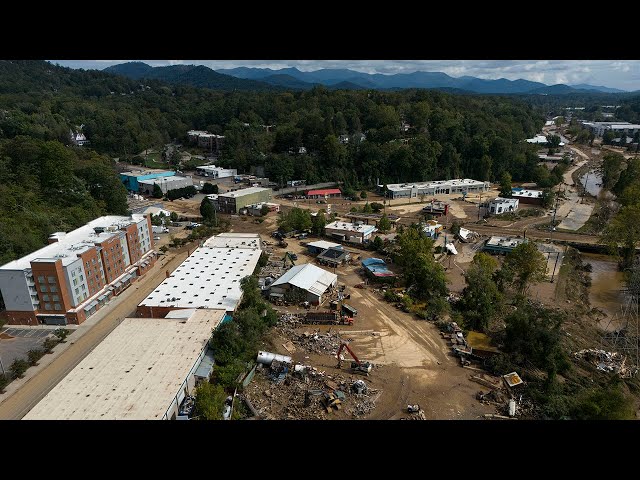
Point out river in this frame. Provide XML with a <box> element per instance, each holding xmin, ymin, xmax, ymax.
<box><xmin>583</xmin><ymin>253</ymin><xmax>625</xmax><ymax>321</ymax></box>
<box><xmin>580</xmin><ymin>170</ymin><xmax>603</xmax><ymax>197</ymax></box>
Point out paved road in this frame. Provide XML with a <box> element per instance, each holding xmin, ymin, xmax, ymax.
<box><xmin>0</xmin><ymin>249</ymin><xmax>190</xmax><ymax>420</ymax></box>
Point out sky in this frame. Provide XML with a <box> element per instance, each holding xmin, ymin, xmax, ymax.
<box><xmin>49</xmin><ymin>60</ymin><xmax>640</xmax><ymax>91</ymax></box>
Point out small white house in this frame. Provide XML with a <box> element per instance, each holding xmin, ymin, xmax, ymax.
<box><xmin>488</xmin><ymin>197</ymin><xmax>519</xmax><ymax>215</ymax></box>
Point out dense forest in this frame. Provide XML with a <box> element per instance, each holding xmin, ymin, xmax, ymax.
<box><xmin>0</xmin><ymin>136</ymin><xmax>128</xmax><ymax>265</ymax></box>
<box><xmin>0</xmin><ymin>60</ymin><xmax>551</xmax><ymax>189</ymax></box>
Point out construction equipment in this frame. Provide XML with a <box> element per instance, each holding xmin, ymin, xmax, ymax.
<box><xmin>336</xmin><ymin>342</ymin><xmax>373</xmax><ymax>375</ymax></box>
<box><xmin>304</xmin><ymin>311</ymin><xmax>353</xmax><ymax>326</ymax></box>
<box><xmin>407</xmin><ymin>404</ymin><xmax>421</xmax><ymax>413</ymax></box>
<box><xmin>283</xmin><ymin>251</ymin><xmax>296</xmax><ymax>266</ymax></box>
<box><xmin>278</xmin><ymin>239</ymin><xmax>289</xmax><ymax>248</ymax></box>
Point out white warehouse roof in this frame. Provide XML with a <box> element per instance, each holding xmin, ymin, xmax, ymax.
<box><xmin>23</xmin><ymin>309</ymin><xmax>225</xmax><ymax>420</ymax></box>
<box><xmin>219</xmin><ymin>187</ymin><xmax>271</xmax><ymax>198</ymax></box>
<box><xmin>271</xmin><ymin>263</ymin><xmax>338</xmax><ymax>297</ymax></box>
<box><xmin>203</xmin><ymin>233</ymin><xmax>262</xmax><ymax>250</ymax></box>
<box><xmin>139</xmin><ymin>245</ymin><xmax>261</xmax><ymax>311</ymax></box>
<box><xmin>307</xmin><ymin>240</ymin><xmax>342</xmax><ymax>250</ymax></box>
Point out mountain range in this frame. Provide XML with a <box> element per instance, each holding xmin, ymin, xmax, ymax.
<box><xmin>103</xmin><ymin>62</ymin><xmax>627</xmax><ymax>95</ymax></box>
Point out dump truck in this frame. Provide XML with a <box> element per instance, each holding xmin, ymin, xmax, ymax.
<box><xmin>303</xmin><ymin>311</ymin><xmax>354</xmax><ymax>326</ymax></box>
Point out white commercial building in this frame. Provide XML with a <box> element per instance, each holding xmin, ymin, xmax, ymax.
<box><xmin>581</xmin><ymin>121</ymin><xmax>640</xmax><ymax>137</ymax></box>
<box><xmin>138</xmin><ymin>175</ymin><xmax>193</xmax><ymax>195</ymax></box>
<box><xmin>137</xmin><ymin>233</ymin><xmax>262</xmax><ymax>316</ymax></box>
<box><xmin>488</xmin><ymin>197</ymin><xmax>519</xmax><ymax>215</ymax></box>
<box><xmin>269</xmin><ymin>263</ymin><xmax>338</xmax><ymax>305</ymax></box>
<box><xmin>23</xmin><ymin>309</ymin><xmax>225</xmax><ymax>420</ymax></box>
<box><xmin>325</xmin><ymin>221</ymin><xmax>377</xmax><ymax>244</ymax></box>
<box><xmin>196</xmin><ymin>165</ymin><xmax>237</xmax><ymax>179</ymax></box>
<box><xmin>379</xmin><ymin>179</ymin><xmax>490</xmax><ymax>199</ymax></box>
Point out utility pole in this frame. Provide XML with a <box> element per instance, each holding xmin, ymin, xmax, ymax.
<box><xmin>550</xmin><ymin>251</ymin><xmax>561</xmax><ymax>283</ymax></box>
<box><xmin>581</xmin><ymin>171</ymin><xmax>590</xmax><ymax>203</ymax></box>
<box><xmin>550</xmin><ymin>194</ymin><xmax>559</xmax><ymax>241</ymax></box>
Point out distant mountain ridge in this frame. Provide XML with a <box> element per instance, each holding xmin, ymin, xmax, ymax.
<box><xmin>217</xmin><ymin>66</ymin><xmax>627</xmax><ymax>94</ymax></box>
<box><xmin>102</xmin><ymin>62</ymin><xmax>627</xmax><ymax>95</ymax></box>
<box><xmin>103</xmin><ymin>62</ymin><xmax>280</xmax><ymax>91</ymax></box>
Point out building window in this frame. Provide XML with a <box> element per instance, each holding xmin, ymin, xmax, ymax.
<box><xmin>52</xmin><ymin>295</ymin><xmax>59</xmax><ymax>302</ymax></box>
<box><xmin>71</xmin><ymin>271</ymin><xmax>76</xmax><ymax>277</ymax></box>
<box><xmin>80</xmin><ymin>275</ymin><xmax>84</xmax><ymax>281</ymax></box>
<box><xmin>81</xmin><ymin>284</ymin><xmax>86</xmax><ymax>290</ymax></box>
<box><xmin>54</xmin><ymin>303</ymin><xmax>61</xmax><ymax>311</ymax></box>
<box><xmin>42</xmin><ymin>294</ymin><xmax>49</xmax><ymax>301</ymax></box>
<box><xmin>50</xmin><ymin>286</ymin><xmax>58</xmax><ymax>293</ymax></box>
<box><xmin>38</xmin><ymin>275</ymin><xmax>45</xmax><ymax>282</ymax></box>
<box><xmin>40</xmin><ymin>285</ymin><xmax>48</xmax><ymax>293</ymax></box>
<box><xmin>44</xmin><ymin>303</ymin><xmax>52</xmax><ymax>310</ymax></box>
<box><xmin>47</xmin><ymin>276</ymin><xmax>56</xmax><ymax>283</ymax></box>
<box><xmin>75</xmin><ymin>288</ymin><xmax>79</xmax><ymax>294</ymax></box>
<box><xmin>73</xmin><ymin>279</ymin><xmax>77</xmax><ymax>286</ymax></box>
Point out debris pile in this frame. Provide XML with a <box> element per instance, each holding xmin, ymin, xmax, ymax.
<box><xmin>574</xmin><ymin>349</ymin><xmax>636</xmax><ymax>377</ymax></box>
<box><xmin>244</xmin><ymin>365</ymin><xmax>380</xmax><ymax>420</ymax></box>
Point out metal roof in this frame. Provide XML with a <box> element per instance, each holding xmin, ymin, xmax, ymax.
<box><xmin>23</xmin><ymin>309</ymin><xmax>225</xmax><ymax>420</ymax></box>
<box><xmin>307</xmin><ymin>240</ymin><xmax>342</xmax><ymax>250</ymax></box>
<box><xmin>219</xmin><ymin>187</ymin><xmax>271</xmax><ymax>198</ymax></box>
<box><xmin>270</xmin><ymin>263</ymin><xmax>337</xmax><ymax>296</ymax></box>
<box><xmin>306</xmin><ymin>188</ymin><xmax>342</xmax><ymax>196</ymax></box>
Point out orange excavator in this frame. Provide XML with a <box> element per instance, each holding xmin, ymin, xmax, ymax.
<box><xmin>336</xmin><ymin>342</ymin><xmax>373</xmax><ymax>375</ymax></box>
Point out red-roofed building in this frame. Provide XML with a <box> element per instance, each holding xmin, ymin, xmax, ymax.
<box><xmin>306</xmin><ymin>188</ymin><xmax>342</xmax><ymax>199</ymax></box>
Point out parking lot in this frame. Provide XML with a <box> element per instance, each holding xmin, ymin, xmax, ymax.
<box><xmin>0</xmin><ymin>327</ymin><xmax>54</xmax><ymax>369</ymax></box>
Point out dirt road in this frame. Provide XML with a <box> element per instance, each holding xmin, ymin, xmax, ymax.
<box><xmin>0</xmin><ymin>249</ymin><xmax>190</xmax><ymax>420</ymax></box>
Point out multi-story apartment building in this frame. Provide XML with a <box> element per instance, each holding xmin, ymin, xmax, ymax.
<box><xmin>0</xmin><ymin>214</ymin><xmax>156</xmax><ymax>326</ymax></box>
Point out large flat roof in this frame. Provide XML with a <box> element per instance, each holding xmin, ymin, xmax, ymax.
<box><xmin>139</xmin><ymin>245</ymin><xmax>261</xmax><ymax>311</ymax></box>
<box><xmin>381</xmin><ymin>178</ymin><xmax>488</xmax><ymax>192</ymax></box>
<box><xmin>325</xmin><ymin>221</ymin><xmax>377</xmax><ymax>235</ymax></box>
<box><xmin>138</xmin><ymin>176</ymin><xmax>191</xmax><ymax>185</ymax></box>
<box><xmin>219</xmin><ymin>187</ymin><xmax>271</xmax><ymax>198</ymax></box>
<box><xmin>0</xmin><ymin>215</ymin><xmax>147</xmax><ymax>270</ymax></box>
<box><xmin>23</xmin><ymin>309</ymin><xmax>225</xmax><ymax>420</ymax></box>
<box><xmin>202</xmin><ymin>233</ymin><xmax>262</xmax><ymax>250</ymax></box>
<box><xmin>120</xmin><ymin>169</ymin><xmax>173</xmax><ymax>177</ymax></box>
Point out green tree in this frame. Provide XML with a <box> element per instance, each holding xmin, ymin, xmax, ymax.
<box><xmin>602</xmin><ymin>130</ymin><xmax>615</xmax><ymax>145</ymax></box>
<box><xmin>541</xmin><ymin>188</ymin><xmax>555</xmax><ymax>209</ymax></box>
<box><xmin>458</xmin><ymin>253</ymin><xmax>502</xmax><ymax>331</ymax></box>
<box><xmin>152</xmin><ymin>183</ymin><xmax>163</xmax><ymax>198</ymax></box>
<box><xmin>360</xmin><ymin>190</ymin><xmax>368</xmax><ymax>199</ymax></box>
<box><xmin>372</xmin><ymin>235</ymin><xmax>384</xmax><ymax>251</ymax></box>
<box><xmin>499</xmin><ymin>172</ymin><xmax>512</xmax><ymax>197</ymax></box>
<box><xmin>278</xmin><ymin>207</ymin><xmax>312</xmax><ymax>232</ymax></box>
<box><xmin>362</xmin><ymin>202</ymin><xmax>373</xmax><ymax>214</ymax></box>
<box><xmin>53</xmin><ymin>328</ymin><xmax>69</xmax><ymax>343</ymax></box>
<box><xmin>378</xmin><ymin>214</ymin><xmax>391</xmax><ymax>233</ymax></box>
<box><xmin>502</xmin><ymin>302</ymin><xmax>569</xmax><ymax>379</ymax></box>
<box><xmin>202</xmin><ymin>182</ymin><xmax>219</xmax><ymax>194</ymax></box>
<box><xmin>554</xmin><ymin>116</ymin><xmax>564</xmax><ymax>127</ymax></box>
<box><xmin>395</xmin><ymin>227</ymin><xmax>448</xmax><ymax>302</ymax></box>
<box><xmin>601</xmin><ymin>204</ymin><xmax>640</xmax><ymax>269</ymax></box>
<box><xmin>170</xmin><ymin>211</ymin><xmax>179</xmax><ymax>222</ymax></box>
<box><xmin>42</xmin><ymin>338</ymin><xmax>58</xmax><ymax>353</ymax></box>
<box><xmin>200</xmin><ymin>197</ymin><xmax>216</xmax><ymax>225</ymax></box>
<box><xmin>311</xmin><ymin>210</ymin><xmax>326</xmax><ymax>235</ymax></box>
<box><xmin>194</xmin><ymin>382</ymin><xmax>228</xmax><ymax>420</ymax></box>
<box><xmin>27</xmin><ymin>348</ymin><xmax>44</xmax><ymax>366</ymax></box>
<box><xmin>9</xmin><ymin>358</ymin><xmax>29</xmax><ymax>379</ymax></box>
<box><xmin>370</xmin><ymin>202</ymin><xmax>383</xmax><ymax>213</ymax></box>
<box><xmin>500</xmin><ymin>242</ymin><xmax>547</xmax><ymax>295</ymax></box>
<box><xmin>260</xmin><ymin>204</ymin><xmax>269</xmax><ymax>216</ymax></box>
<box><xmin>573</xmin><ymin>381</ymin><xmax>635</xmax><ymax>420</ymax></box>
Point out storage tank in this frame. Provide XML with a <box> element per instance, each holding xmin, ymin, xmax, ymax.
<box><xmin>256</xmin><ymin>351</ymin><xmax>292</xmax><ymax>366</ymax></box>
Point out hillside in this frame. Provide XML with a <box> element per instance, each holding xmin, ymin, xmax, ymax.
<box><xmin>105</xmin><ymin>62</ymin><xmax>280</xmax><ymax>91</ymax></box>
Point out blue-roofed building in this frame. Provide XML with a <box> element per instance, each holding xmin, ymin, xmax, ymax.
<box><xmin>362</xmin><ymin>258</ymin><xmax>395</xmax><ymax>280</ymax></box>
<box><xmin>120</xmin><ymin>169</ymin><xmax>176</xmax><ymax>192</ymax></box>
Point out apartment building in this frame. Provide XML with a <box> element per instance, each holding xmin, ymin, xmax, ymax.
<box><xmin>0</xmin><ymin>214</ymin><xmax>156</xmax><ymax>326</ymax></box>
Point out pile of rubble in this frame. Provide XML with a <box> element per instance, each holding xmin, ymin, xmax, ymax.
<box><xmin>574</xmin><ymin>349</ymin><xmax>637</xmax><ymax>378</ymax></box>
<box><xmin>275</xmin><ymin>317</ymin><xmax>346</xmax><ymax>356</ymax></box>
<box><xmin>244</xmin><ymin>364</ymin><xmax>380</xmax><ymax>420</ymax></box>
